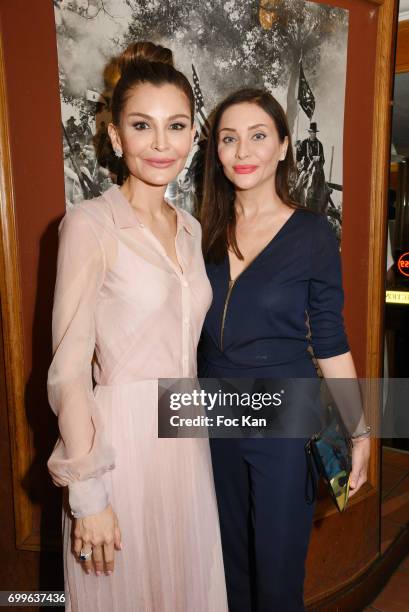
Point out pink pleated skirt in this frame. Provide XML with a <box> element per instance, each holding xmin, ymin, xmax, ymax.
<box><xmin>62</xmin><ymin>381</ymin><xmax>228</xmax><ymax>612</ymax></box>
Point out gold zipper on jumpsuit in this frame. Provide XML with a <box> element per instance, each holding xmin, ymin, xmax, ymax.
<box><xmin>220</xmin><ymin>279</ymin><xmax>236</xmax><ymax>352</ymax></box>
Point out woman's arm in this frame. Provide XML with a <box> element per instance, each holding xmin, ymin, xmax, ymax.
<box><xmin>318</xmin><ymin>351</ymin><xmax>371</xmax><ymax>499</ymax></box>
<box><xmin>317</xmin><ymin>351</ymin><xmax>368</xmax><ymax>437</ymax></box>
<box><xmin>308</xmin><ymin>217</ymin><xmax>370</xmax><ymax>497</ymax></box>
<box><xmin>47</xmin><ymin>206</ymin><xmax>115</xmax><ymax>518</ymax></box>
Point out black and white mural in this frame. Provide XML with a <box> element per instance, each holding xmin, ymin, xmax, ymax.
<box><xmin>54</xmin><ymin>0</ymin><xmax>348</xmax><ymax>236</ymax></box>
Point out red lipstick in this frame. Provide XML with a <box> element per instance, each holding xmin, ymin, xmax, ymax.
<box><xmin>233</xmin><ymin>165</ymin><xmax>259</xmax><ymax>174</ymax></box>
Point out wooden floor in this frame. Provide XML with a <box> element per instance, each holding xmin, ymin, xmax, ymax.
<box><xmin>366</xmin><ymin>446</ymin><xmax>409</xmax><ymax>611</ymax></box>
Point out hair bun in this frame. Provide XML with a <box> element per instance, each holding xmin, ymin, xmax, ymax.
<box><xmin>108</xmin><ymin>41</ymin><xmax>174</xmax><ymax>88</ymax></box>
<box><xmin>120</xmin><ymin>41</ymin><xmax>174</xmax><ymax>71</ymax></box>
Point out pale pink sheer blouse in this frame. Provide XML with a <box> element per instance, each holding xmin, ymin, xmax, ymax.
<box><xmin>47</xmin><ymin>185</ymin><xmax>212</xmax><ymax>517</ymax></box>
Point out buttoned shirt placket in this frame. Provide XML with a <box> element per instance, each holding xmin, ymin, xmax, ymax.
<box><xmin>180</xmin><ymin>271</ymin><xmax>190</xmax><ymax>377</ymax></box>
<box><xmin>137</xmin><ymin>217</ymin><xmax>191</xmax><ymax>376</ymax></box>
<box><xmin>173</xmin><ymin>214</ymin><xmax>191</xmax><ymax>378</ymax></box>
<box><xmin>106</xmin><ymin>187</ymin><xmax>192</xmax><ymax>378</ymax></box>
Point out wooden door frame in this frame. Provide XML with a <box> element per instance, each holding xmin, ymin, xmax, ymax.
<box><xmin>0</xmin><ymin>35</ymin><xmax>35</xmax><ymax>549</ymax></box>
<box><xmin>364</xmin><ymin>0</ymin><xmax>397</xmax><ymax>509</ymax></box>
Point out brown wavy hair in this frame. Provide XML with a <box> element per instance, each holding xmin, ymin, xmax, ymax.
<box><xmin>111</xmin><ymin>41</ymin><xmax>194</xmax><ymax>126</ymax></box>
<box><xmin>200</xmin><ymin>88</ymin><xmax>298</xmax><ymax>263</ymax></box>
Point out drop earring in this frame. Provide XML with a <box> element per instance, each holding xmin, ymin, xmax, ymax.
<box><xmin>114</xmin><ymin>148</ymin><xmax>123</xmax><ymax>158</ymax></box>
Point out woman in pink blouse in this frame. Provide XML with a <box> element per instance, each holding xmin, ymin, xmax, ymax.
<box><xmin>47</xmin><ymin>41</ymin><xmax>227</xmax><ymax>612</ymax></box>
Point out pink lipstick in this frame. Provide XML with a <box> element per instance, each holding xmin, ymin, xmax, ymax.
<box><xmin>144</xmin><ymin>158</ymin><xmax>176</xmax><ymax>168</ymax></box>
<box><xmin>233</xmin><ymin>165</ymin><xmax>259</xmax><ymax>174</ymax></box>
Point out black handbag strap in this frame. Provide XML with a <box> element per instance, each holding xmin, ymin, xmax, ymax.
<box><xmin>304</xmin><ymin>441</ymin><xmax>317</xmax><ymax>505</ymax></box>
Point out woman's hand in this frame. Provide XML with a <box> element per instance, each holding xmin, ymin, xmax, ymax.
<box><xmin>73</xmin><ymin>504</ymin><xmax>122</xmax><ymax>575</ymax></box>
<box><xmin>348</xmin><ymin>437</ymin><xmax>371</xmax><ymax>498</ymax></box>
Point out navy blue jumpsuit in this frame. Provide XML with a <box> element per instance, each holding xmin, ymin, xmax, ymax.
<box><xmin>198</xmin><ymin>209</ymin><xmax>350</xmax><ymax>612</ymax></box>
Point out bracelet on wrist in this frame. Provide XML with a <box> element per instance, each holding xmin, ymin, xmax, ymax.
<box><xmin>351</xmin><ymin>425</ymin><xmax>371</xmax><ymax>440</ymax></box>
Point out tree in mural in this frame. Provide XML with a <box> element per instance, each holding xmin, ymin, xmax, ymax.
<box><xmin>54</xmin><ymin>0</ymin><xmax>119</xmax><ymax>107</ymax></box>
<box><xmin>55</xmin><ymin>0</ymin><xmax>347</xmax><ymax>127</ymax></box>
<box><xmin>118</xmin><ymin>0</ymin><xmax>347</xmax><ymax>130</ymax></box>
<box><xmin>258</xmin><ymin>0</ymin><xmax>347</xmax><ymax>132</ymax></box>
<box><xmin>119</xmin><ymin>0</ymin><xmax>285</xmax><ymax>97</ymax></box>
<box><xmin>54</xmin><ymin>0</ymin><xmax>115</xmax><ymax>20</ymax></box>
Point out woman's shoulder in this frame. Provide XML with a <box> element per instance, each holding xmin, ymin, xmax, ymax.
<box><xmin>62</xmin><ymin>192</ymin><xmax>113</xmax><ymax>234</ymax></box>
<box><xmin>75</xmin><ymin>191</ymin><xmax>113</xmax><ymax>222</ymax></box>
<box><xmin>294</xmin><ymin>207</ymin><xmax>335</xmax><ymax>236</ymax></box>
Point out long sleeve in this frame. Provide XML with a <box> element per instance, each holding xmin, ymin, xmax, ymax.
<box><xmin>47</xmin><ymin>206</ymin><xmax>115</xmax><ymax>518</ymax></box>
<box><xmin>307</xmin><ymin>215</ymin><xmax>350</xmax><ymax>359</ymax></box>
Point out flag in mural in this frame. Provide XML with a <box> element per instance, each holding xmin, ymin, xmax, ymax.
<box><xmin>297</xmin><ymin>60</ymin><xmax>315</xmax><ymax>120</ymax></box>
<box><xmin>192</xmin><ymin>64</ymin><xmax>209</xmax><ymax>140</ymax></box>
<box><xmin>53</xmin><ymin>0</ymin><xmax>349</xmax><ymax>236</ymax></box>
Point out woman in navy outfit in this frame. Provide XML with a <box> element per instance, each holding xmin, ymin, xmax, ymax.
<box><xmin>198</xmin><ymin>89</ymin><xmax>371</xmax><ymax>611</ymax></box>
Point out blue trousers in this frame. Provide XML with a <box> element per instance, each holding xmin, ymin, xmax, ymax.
<box><xmin>210</xmin><ymin>437</ymin><xmax>318</xmax><ymax>612</ymax></box>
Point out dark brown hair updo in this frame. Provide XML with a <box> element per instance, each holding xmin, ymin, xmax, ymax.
<box><xmin>200</xmin><ymin>88</ymin><xmax>299</xmax><ymax>263</ymax></box>
<box><xmin>111</xmin><ymin>41</ymin><xmax>195</xmax><ymax>126</ymax></box>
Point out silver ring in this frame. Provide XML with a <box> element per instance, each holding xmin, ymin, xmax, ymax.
<box><xmin>79</xmin><ymin>548</ymin><xmax>92</xmax><ymax>561</ymax></box>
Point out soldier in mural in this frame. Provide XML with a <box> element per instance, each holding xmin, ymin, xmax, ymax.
<box><xmin>294</xmin><ymin>121</ymin><xmax>330</xmax><ymax>213</ymax></box>
<box><xmin>297</xmin><ymin>122</ymin><xmax>325</xmax><ymax>172</ymax></box>
<box><xmin>77</xmin><ymin>112</ymin><xmax>93</xmax><ymax>146</ymax></box>
<box><xmin>65</xmin><ymin>115</ymin><xmax>80</xmax><ymax>142</ymax></box>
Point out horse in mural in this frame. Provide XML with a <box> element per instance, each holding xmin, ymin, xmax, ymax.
<box><xmin>294</xmin><ymin>159</ymin><xmax>331</xmax><ymax>214</ymax></box>
<box><xmin>293</xmin><ymin>160</ymin><xmax>342</xmax><ymax>240</ymax></box>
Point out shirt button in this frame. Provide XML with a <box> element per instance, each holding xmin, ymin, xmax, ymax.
<box><xmin>139</xmin><ymin>223</ymin><xmax>144</xmax><ymax>228</ymax></box>
<box><xmin>183</xmin><ymin>317</ymin><xmax>189</xmax><ymax>325</ymax></box>
<box><xmin>182</xmin><ymin>280</ymin><xmax>188</xmax><ymax>288</ymax></box>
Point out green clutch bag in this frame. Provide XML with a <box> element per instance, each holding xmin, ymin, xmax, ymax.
<box><xmin>305</xmin><ymin>409</ymin><xmax>353</xmax><ymax>513</ymax></box>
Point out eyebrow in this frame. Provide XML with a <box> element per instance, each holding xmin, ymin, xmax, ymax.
<box><xmin>127</xmin><ymin>112</ymin><xmax>191</xmax><ymax>121</ymax></box>
<box><xmin>218</xmin><ymin>123</ymin><xmax>269</xmax><ymax>133</ymax></box>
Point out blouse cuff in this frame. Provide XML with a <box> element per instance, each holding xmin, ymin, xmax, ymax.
<box><xmin>68</xmin><ymin>477</ymin><xmax>109</xmax><ymax>518</ymax></box>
